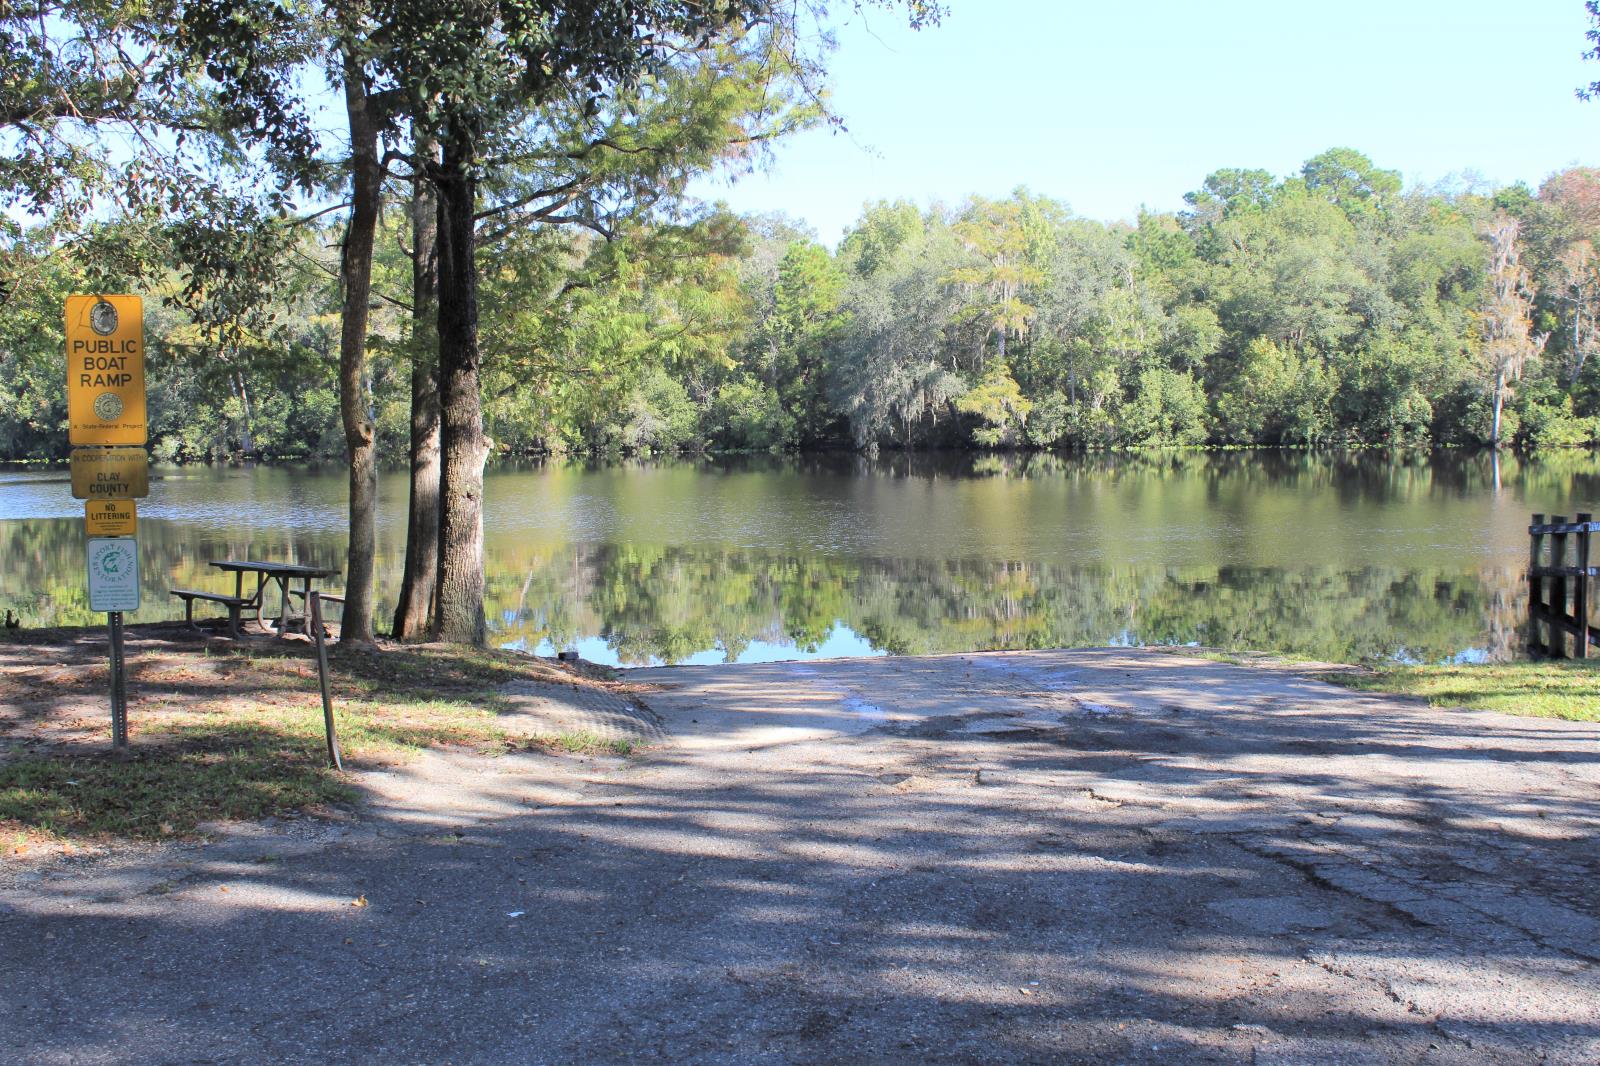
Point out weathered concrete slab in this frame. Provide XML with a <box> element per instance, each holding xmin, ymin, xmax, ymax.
<box><xmin>626</xmin><ymin>648</ymin><xmax>1600</xmax><ymax>1061</ymax></box>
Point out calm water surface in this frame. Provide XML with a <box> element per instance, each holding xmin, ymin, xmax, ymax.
<box><xmin>2</xmin><ymin>451</ymin><xmax>1596</xmax><ymax>666</ymax></box>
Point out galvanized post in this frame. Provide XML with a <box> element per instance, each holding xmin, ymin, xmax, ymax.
<box><xmin>310</xmin><ymin>592</ymin><xmax>342</xmax><ymax>770</ymax></box>
<box><xmin>108</xmin><ymin>610</ymin><xmax>128</xmax><ymax>749</ymax></box>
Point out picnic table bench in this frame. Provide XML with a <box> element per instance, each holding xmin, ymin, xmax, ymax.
<box><xmin>170</xmin><ymin>587</ymin><xmax>256</xmax><ymax>638</ymax></box>
<box><xmin>171</xmin><ymin>560</ymin><xmax>338</xmax><ymax>639</ymax></box>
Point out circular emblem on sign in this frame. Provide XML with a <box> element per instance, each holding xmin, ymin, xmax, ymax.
<box><xmin>94</xmin><ymin>392</ymin><xmax>124</xmax><ymax>421</ymax></box>
<box><xmin>95</xmin><ymin>543</ymin><xmax>130</xmax><ymax>578</ymax></box>
<box><xmin>89</xmin><ymin>299</ymin><xmax>119</xmax><ymax>336</ymax></box>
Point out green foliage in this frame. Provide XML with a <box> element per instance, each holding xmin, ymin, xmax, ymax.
<box><xmin>619</xmin><ymin>368</ymin><xmax>701</xmax><ymax>453</ymax></box>
<box><xmin>1335</xmin><ymin>334</ymin><xmax>1438</xmax><ymax>445</ymax></box>
<box><xmin>705</xmin><ymin>377</ymin><xmax>796</xmax><ymax>451</ymax></box>
<box><xmin>0</xmin><ymin>216</ymin><xmax>342</xmax><ymax>462</ymax></box>
<box><xmin>957</xmin><ymin>363</ymin><xmax>1031</xmax><ymax>447</ymax></box>
<box><xmin>1121</xmin><ymin>368</ymin><xmax>1208</xmax><ymax>446</ymax></box>
<box><xmin>1216</xmin><ymin>339</ymin><xmax>1339</xmax><ymax>446</ymax></box>
<box><xmin>1512</xmin><ymin>388</ymin><xmax>1600</xmax><ymax>449</ymax></box>
<box><xmin>763</xmin><ymin>240</ymin><xmax>849</xmax><ymax>442</ymax></box>
<box><xmin>838</xmin><ymin>199</ymin><xmax>925</xmax><ymax>276</ymax></box>
<box><xmin>13</xmin><ymin>145</ymin><xmax>1600</xmax><ymax>460</ymax></box>
<box><xmin>1300</xmin><ymin>147</ymin><xmax>1402</xmax><ymax>217</ymax></box>
<box><xmin>0</xmin><ymin>232</ymin><xmax>77</xmax><ymax>458</ymax></box>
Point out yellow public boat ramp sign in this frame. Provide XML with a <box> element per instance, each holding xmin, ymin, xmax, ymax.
<box><xmin>66</xmin><ymin>295</ymin><xmax>146</xmax><ymax>446</ymax></box>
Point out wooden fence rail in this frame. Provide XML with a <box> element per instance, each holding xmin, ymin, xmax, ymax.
<box><xmin>1528</xmin><ymin>512</ymin><xmax>1598</xmax><ymax>659</ymax></box>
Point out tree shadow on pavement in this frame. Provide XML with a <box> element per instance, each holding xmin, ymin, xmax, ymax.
<box><xmin>3</xmin><ymin>649</ymin><xmax>1600</xmax><ymax>1063</ymax></box>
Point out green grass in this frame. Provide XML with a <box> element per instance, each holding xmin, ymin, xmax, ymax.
<box><xmin>519</xmin><ymin>730</ymin><xmax>636</xmax><ymax>756</ymax></box>
<box><xmin>0</xmin><ymin>724</ymin><xmax>356</xmax><ymax>839</ymax></box>
<box><xmin>0</xmin><ymin>716</ymin><xmax>631</xmax><ymax>842</ymax></box>
<box><xmin>0</xmin><ymin>637</ymin><xmax>640</xmax><ymax>844</ymax></box>
<box><xmin>1318</xmin><ymin>659</ymin><xmax>1600</xmax><ymax>721</ymax></box>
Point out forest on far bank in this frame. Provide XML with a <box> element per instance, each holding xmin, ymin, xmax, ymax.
<box><xmin>3</xmin><ymin>148</ymin><xmax>1593</xmax><ymax>462</ymax></box>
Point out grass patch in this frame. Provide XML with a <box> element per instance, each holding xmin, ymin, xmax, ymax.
<box><xmin>183</xmin><ymin>694</ymin><xmax>510</xmax><ymax>757</ymax></box>
<box><xmin>0</xmin><ymin>693</ymin><xmax>510</xmax><ymax>841</ymax></box>
<box><xmin>0</xmin><ymin>725</ymin><xmax>355</xmax><ymax>839</ymax></box>
<box><xmin>1318</xmin><ymin>660</ymin><xmax>1600</xmax><ymax>722</ymax></box>
<box><xmin>0</xmin><ymin>634</ymin><xmax>640</xmax><ymax>845</ymax></box>
<box><xmin>518</xmin><ymin>730</ymin><xmax>636</xmax><ymax>757</ymax></box>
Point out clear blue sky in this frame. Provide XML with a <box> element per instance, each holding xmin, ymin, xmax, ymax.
<box><xmin>689</xmin><ymin>0</ymin><xmax>1600</xmax><ymax>244</ymax></box>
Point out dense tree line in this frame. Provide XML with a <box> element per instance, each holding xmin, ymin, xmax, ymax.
<box><xmin>611</xmin><ymin>153</ymin><xmax>1600</xmax><ymax>455</ymax></box>
<box><xmin>7</xmin><ymin>149</ymin><xmax>1599</xmax><ymax>466</ymax></box>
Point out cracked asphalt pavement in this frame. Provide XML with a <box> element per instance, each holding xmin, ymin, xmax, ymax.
<box><xmin>4</xmin><ymin>648</ymin><xmax>1599</xmax><ymax>1063</ymax></box>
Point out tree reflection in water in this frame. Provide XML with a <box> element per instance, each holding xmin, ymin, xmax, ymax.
<box><xmin>0</xmin><ymin>449</ymin><xmax>1582</xmax><ymax>665</ymax></box>
<box><xmin>0</xmin><ymin>519</ymin><xmax>1522</xmax><ymax>666</ymax></box>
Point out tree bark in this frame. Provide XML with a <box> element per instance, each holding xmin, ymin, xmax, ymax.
<box><xmin>230</xmin><ymin>369</ymin><xmax>254</xmax><ymax>455</ymax></box>
<box><xmin>431</xmin><ymin>120</ymin><xmax>489</xmax><ymax>646</ymax></box>
<box><xmin>392</xmin><ymin>131</ymin><xmax>442</xmax><ymax>641</ymax></box>
<box><xmin>338</xmin><ymin>50</ymin><xmax>382</xmax><ymax>644</ymax></box>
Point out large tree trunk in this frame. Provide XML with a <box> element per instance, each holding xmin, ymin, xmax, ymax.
<box><xmin>431</xmin><ymin>122</ymin><xmax>489</xmax><ymax>646</ymax></box>
<box><xmin>392</xmin><ymin>133</ymin><xmax>442</xmax><ymax>641</ymax></box>
<box><xmin>338</xmin><ymin>51</ymin><xmax>382</xmax><ymax>644</ymax></box>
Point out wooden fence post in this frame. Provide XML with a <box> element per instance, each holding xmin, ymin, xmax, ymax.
<box><xmin>1552</xmin><ymin>515</ymin><xmax>1570</xmax><ymax>659</ymax></box>
<box><xmin>1578</xmin><ymin>513</ymin><xmax>1593</xmax><ymax>660</ymax></box>
<box><xmin>1529</xmin><ymin>513</ymin><xmax>1546</xmax><ymax>657</ymax></box>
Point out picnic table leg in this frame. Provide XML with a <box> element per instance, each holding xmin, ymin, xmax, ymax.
<box><xmin>252</xmin><ymin>572</ymin><xmax>268</xmax><ymax>633</ymax></box>
<box><xmin>276</xmin><ymin>576</ymin><xmax>289</xmax><ymax>638</ymax></box>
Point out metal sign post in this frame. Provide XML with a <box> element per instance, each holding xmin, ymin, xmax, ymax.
<box><xmin>108</xmin><ymin>611</ymin><xmax>128</xmax><ymax>748</ymax></box>
<box><xmin>309</xmin><ymin>592</ymin><xmax>343</xmax><ymax>770</ymax></box>
<box><xmin>68</xmin><ymin>294</ymin><xmax>147</xmax><ymax>750</ymax></box>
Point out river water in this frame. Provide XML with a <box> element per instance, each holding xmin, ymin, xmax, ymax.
<box><xmin>3</xmin><ymin>451</ymin><xmax>1596</xmax><ymax>666</ymax></box>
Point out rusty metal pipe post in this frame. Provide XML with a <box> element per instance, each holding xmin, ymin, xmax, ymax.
<box><xmin>310</xmin><ymin>592</ymin><xmax>342</xmax><ymax>770</ymax></box>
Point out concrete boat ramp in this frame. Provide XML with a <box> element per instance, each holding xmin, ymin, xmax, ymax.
<box><xmin>6</xmin><ymin>647</ymin><xmax>1600</xmax><ymax>1063</ymax></box>
<box><xmin>630</xmin><ymin>648</ymin><xmax>1600</xmax><ymax>1062</ymax></box>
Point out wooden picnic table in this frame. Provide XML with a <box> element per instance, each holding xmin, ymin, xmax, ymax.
<box><xmin>209</xmin><ymin>559</ymin><xmax>338</xmax><ymax>638</ymax></box>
